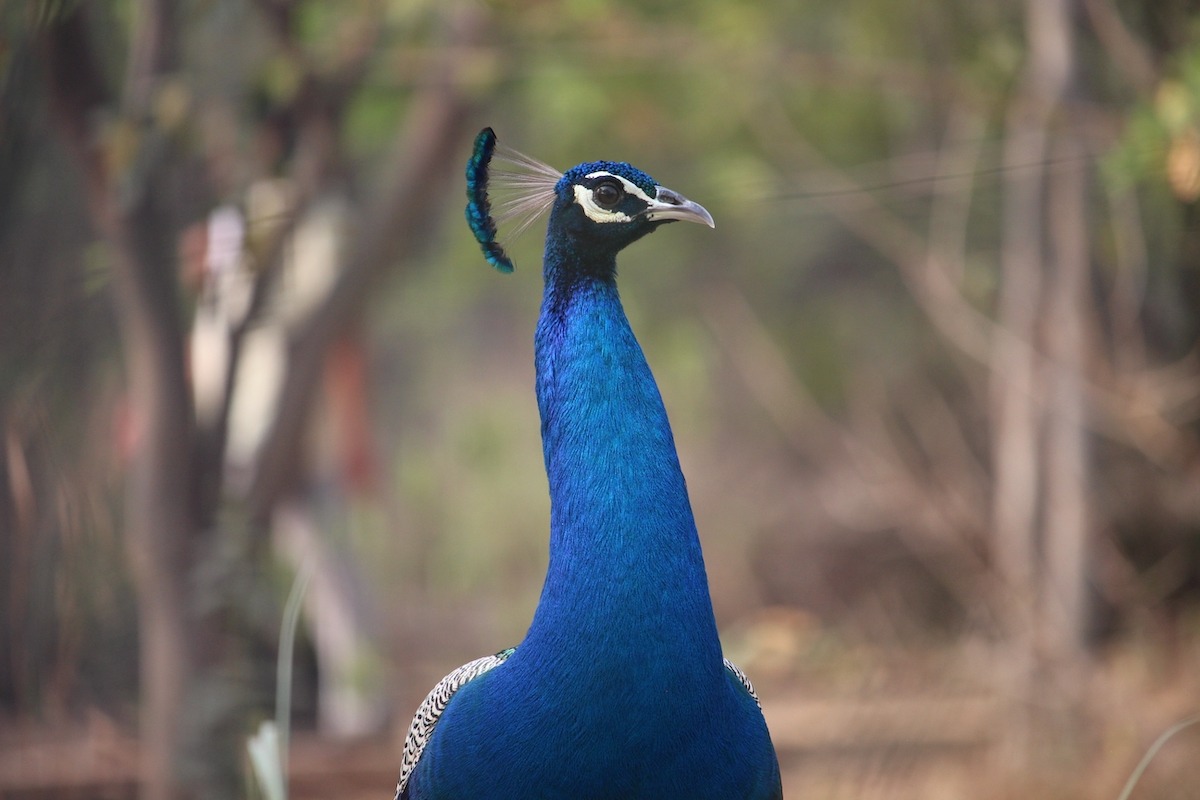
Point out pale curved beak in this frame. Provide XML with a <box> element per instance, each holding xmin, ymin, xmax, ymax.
<box><xmin>644</xmin><ymin>186</ymin><xmax>715</xmax><ymax>228</ymax></box>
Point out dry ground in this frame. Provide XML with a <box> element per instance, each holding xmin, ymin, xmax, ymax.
<box><xmin>2</xmin><ymin>632</ymin><xmax>1197</xmax><ymax>799</ymax></box>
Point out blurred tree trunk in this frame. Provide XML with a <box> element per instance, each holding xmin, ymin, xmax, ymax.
<box><xmin>40</xmin><ymin>3</ymin><xmax>480</xmax><ymax>796</ymax></box>
<box><xmin>42</xmin><ymin>5</ymin><xmax>197</xmax><ymax>799</ymax></box>
<box><xmin>992</xmin><ymin>0</ymin><xmax>1091</xmax><ymax>770</ymax></box>
<box><xmin>1043</xmin><ymin>129</ymin><xmax>1091</xmax><ymax>694</ymax></box>
<box><xmin>992</xmin><ymin>26</ymin><xmax>1047</xmax><ymax>768</ymax></box>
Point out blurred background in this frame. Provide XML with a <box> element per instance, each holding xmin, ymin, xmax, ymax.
<box><xmin>3</xmin><ymin>0</ymin><xmax>1200</xmax><ymax>797</ymax></box>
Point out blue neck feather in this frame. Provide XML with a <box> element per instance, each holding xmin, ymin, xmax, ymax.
<box><xmin>408</xmin><ymin>167</ymin><xmax>781</xmax><ymax>799</ymax></box>
<box><xmin>526</xmin><ymin>229</ymin><xmax>724</xmax><ymax>680</ymax></box>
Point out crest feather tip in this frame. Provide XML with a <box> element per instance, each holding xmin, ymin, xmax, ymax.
<box><xmin>464</xmin><ymin>127</ymin><xmax>560</xmax><ymax>274</ymax></box>
<box><xmin>466</xmin><ymin>127</ymin><xmax>514</xmax><ymax>273</ymax></box>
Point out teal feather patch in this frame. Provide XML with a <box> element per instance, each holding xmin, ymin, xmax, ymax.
<box><xmin>465</xmin><ymin>127</ymin><xmax>515</xmax><ymax>273</ymax></box>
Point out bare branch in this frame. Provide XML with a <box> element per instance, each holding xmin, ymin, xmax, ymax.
<box><xmin>122</xmin><ymin>0</ymin><xmax>177</xmax><ymax>116</ymax></box>
<box><xmin>247</xmin><ymin>9</ymin><xmax>485</xmax><ymax>521</ymax></box>
<box><xmin>699</xmin><ymin>287</ymin><xmax>1005</xmax><ymax>627</ymax></box>
<box><xmin>42</xmin><ymin>6</ymin><xmax>197</xmax><ymax>798</ymax></box>
<box><xmin>1081</xmin><ymin>0</ymin><xmax>1158</xmax><ymax>93</ymax></box>
<box><xmin>752</xmin><ymin>102</ymin><xmax>996</xmax><ymax>365</ymax></box>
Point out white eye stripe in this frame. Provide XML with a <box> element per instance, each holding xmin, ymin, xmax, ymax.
<box><xmin>573</xmin><ymin>184</ymin><xmax>633</xmax><ymax>223</ymax></box>
<box><xmin>582</xmin><ymin>172</ymin><xmax>655</xmax><ymax>204</ymax></box>
<box><xmin>572</xmin><ymin>172</ymin><xmax>657</xmax><ymax>223</ymax></box>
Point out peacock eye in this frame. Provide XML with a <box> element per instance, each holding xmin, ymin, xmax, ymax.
<box><xmin>592</xmin><ymin>180</ymin><xmax>623</xmax><ymax>209</ymax></box>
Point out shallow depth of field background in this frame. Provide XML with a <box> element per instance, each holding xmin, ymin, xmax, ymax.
<box><xmin>3</xmin><ymin>1</ymin><xmax>1200</xmax><ymax>798</ymax></box>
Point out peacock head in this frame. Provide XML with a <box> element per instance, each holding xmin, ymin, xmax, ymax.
<box><xmin>548</xmin><ymin>160</ymin><xmax>714</xmax><ymax>256</ymax></box>
<box><xmin>466</xmin><ymin>128</ymin><xmax>713</xmax><ymax>273</ymax></box>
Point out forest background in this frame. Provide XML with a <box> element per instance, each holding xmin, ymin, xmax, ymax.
<box><xmin>3</xmin><ymin>0</ymin><xmax>1200</xmax><ymax>797</ymax></box>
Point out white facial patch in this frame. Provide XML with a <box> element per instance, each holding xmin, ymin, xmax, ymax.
<box><xmin>572</xmin><ymin>171</ymin><xmax>657</xmax><ymax>224</ymax></box>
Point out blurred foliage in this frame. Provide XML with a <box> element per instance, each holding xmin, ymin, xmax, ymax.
<box><xmin>3</xmin><ymin>0</ymin><xmax>1200</xmax><ymax>772</ymax></box>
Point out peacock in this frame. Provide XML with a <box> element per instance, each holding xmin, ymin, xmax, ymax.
<box><xmin>393</xmin><ymin>128</ymin><xmax>782</xmax><ymax>799</ymax></box>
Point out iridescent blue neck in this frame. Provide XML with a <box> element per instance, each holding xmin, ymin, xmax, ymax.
<box><xmin>526</xmin><ymin>233</ymin><xmax>722</xmax><ymax>668</ymax></box>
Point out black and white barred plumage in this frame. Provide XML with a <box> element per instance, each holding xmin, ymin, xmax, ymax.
<box><xmin>723</xmin><ymin>657</ymin><xmax>762</xmax><ymax>710</ymax></box>
<box><xmin>394</xmin><ymin>648</ymin><xmax>516</xmax><ymax>799</ymax></box>
<box><xmin>393</xmin><ymin>649</ymin><xmax>759</xmax><ymax>799</ymax></box>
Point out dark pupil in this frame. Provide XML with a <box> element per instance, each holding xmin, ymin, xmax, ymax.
<box><xmin>593</xmin><ymin>181</ymin><xmax>622</xmax><ymax>208</ymax></box>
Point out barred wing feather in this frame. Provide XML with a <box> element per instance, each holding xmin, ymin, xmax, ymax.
<box><xmin>394</xmin><ymin>648</ymin><xmax>516</xmax><ymax>800</ymax></box>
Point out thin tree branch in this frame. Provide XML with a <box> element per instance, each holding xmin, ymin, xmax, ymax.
<box><xmin>1081</xmin><ymin>0</ymin><xmax>1158</xmax><ymax>93</ymax></box>
<box><xmin>122</xmin><ymin>0</ymin><xmax>177</xmax><ymax>116</ymax></box>
<box><xmin>699</xmin><ymin>286</ymin><xmax>1005</xmax><ymax>629</ymax></box>
<box><xmin>247</xmin><ymin>9</ymin><xmax>485</xmax><ymax>521</ymax></box>
<box><xmin>42</xmin><ymin>5</ymin><xmax>196</xmax><ymax>799</ymax></box>
<box><xmin>752</xmin><ymin>101</ymin><xmax>1195</xmax><ymax>470</ymax></box>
